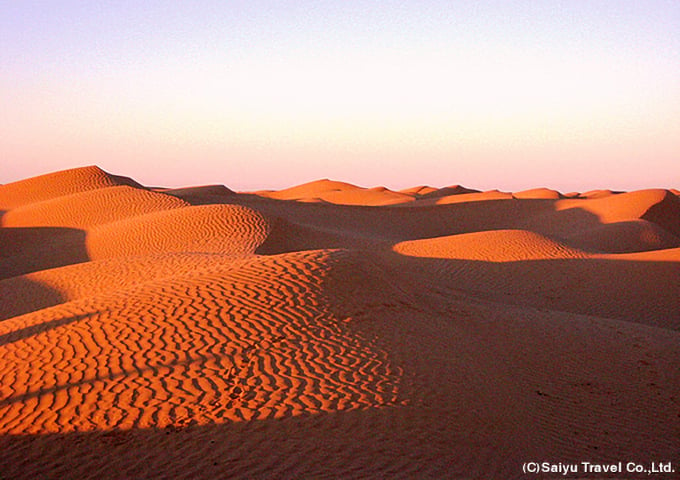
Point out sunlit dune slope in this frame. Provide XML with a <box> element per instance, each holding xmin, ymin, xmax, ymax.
<box><xmin>393</xmin><ymin>229</ymin><xmax>588</xmax><ymax>261</ymax></box>
<box><xmin>258</xmin><ymin>179</ymin><xmax>362</xmax><ymax>200</ymax></box>
<box><xmin>2</xmin><ymin>186</ymin><xmax>188</xmax><ymax>229</ymax></box>
<box><xmin>512</xmin><ymin>187</ymin><xmax>562</xmax><ymax>199</ymax></box>
<box><xmin>580</xmin><ymin>189</ymin><xmax>617</xmax><ymax>199</ymax></box>
<box><xmin>0</xmin><ymin>249</ymin><xmax>402</xmax><ymax>434</ymax></box>
<box><xmin>259</xmin><ymin>179</ymin><xmax>415</xmax><ymax>206</ymax></box>
<box><xmin>0</xmin><ymin>253</ymin><xmax>253</xmax><ymax>320</ymax></box>
<box><xmin>557</xmin><ymin>189</ymin><xmax>680</xmax><ymax>230</ymax></box>
<box><xmin>86</xmin><ymin>204</ymin><xmax>270</xmax><ymax>260</ymax></box>
<box><xmin>0</xmin><ymin>166</ymin><xmax>140</xmax><ymax>210</ymax></box>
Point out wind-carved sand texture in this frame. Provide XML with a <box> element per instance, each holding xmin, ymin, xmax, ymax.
<box><xmin>1</xmin><ymin>166</ymin><xmax>679</xmax><ymax>479</ymax></box>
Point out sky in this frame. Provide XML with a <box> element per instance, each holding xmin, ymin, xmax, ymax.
<box><xmin>1</xmin><ymin>0</ymin><xmax>679</xmax><ymax>192</ymax></box>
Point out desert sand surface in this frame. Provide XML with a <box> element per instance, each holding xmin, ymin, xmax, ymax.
<box><xmin>1</xmin><ymin>166</ymin><xmax>679</xmax><ymax>479</ymax></box>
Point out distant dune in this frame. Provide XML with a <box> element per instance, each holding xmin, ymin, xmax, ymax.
<box><xmin>1</xmin><ymin>166</ymin><xmax>678</xmax><ymax>479</ymax></box>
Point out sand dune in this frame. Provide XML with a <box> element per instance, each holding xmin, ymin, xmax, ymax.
<box><xmin>580</xmin><ymin>189</ymin><xmax>617</xmax><ymax>199</ymax></box>
<box><xmin>0</xmin><ymin>253</ymin><xmax>254</xmax><ymax>320</ymax></box>
<box><xmin>2</xmin><ymin>185</ymin><xmax>188</xmax><ymax>229</ymax></box>
<box><xmin>86</xmin><ymin>204</ymin><xmax>271</xmax><ymax>260</ymax></box>
<box><xmin>398</xmin><ymin>185</ymin><xmax>439</xmax><ymax>196</ymax></box>
<box><xmin>0</xmin><ymin>168</ymin><xmax>678</xmax><ymax>479</ymax></box>
<box><xmin>0</xmin><ymin>166</ymin><xmax>140</xmax><ymax>210</ymax></box>
<box><xmin>260</xmin><ymin>178</ymin><xmax>415</xmax><ymax>206</ymax></box>
<box><xmin>0</xmin><ymin>249</ymin><xmax>401</xmax><ymax>435</ymax></box>
<box><xmin>514</xmin><ymin>188</ymin><xmax>680</xmax><ymax>252</ymax></box>
<box><xmin>393</xmin><ymin>229</ymin><xmax>589</xmax><ymax>261</ymax></box>
<box><xmin>512</xmin><ymin>187</ymin><xmax>562</xmax><ymax>199</ymax></box>
<box><xmin>161</xmin><ymin>184</ymin><xmax>236</xmax><ymax>205</ymax></box>
<box><xmin>433</xmin><ymin>189</ymin><xmax>514</xmax><ymax>204</ymax></box>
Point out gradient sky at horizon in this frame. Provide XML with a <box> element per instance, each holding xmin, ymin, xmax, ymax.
<box><xmin>2</xmin><ymin>1</ymin><xmax>679</xmax><ymax>191</ymax></box>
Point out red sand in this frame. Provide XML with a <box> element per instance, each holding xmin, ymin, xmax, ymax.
<box><xmin>0</xmin><ymin>166</ymin><xmax>678</xmax><ymax>479</ymax></box>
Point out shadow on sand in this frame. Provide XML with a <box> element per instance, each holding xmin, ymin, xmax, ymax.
<box><xmin>0</xmin><ymin>225</ymin><xmax>90</xmax><ymax>320</ymax></box>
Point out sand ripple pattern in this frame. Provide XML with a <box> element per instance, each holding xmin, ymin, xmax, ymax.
<box><xmin>393</xmin><ymin>229</ymin><xmax>589</xmax><ymax>261</ymax></box>
<box><xmin>1</xmin><ymin>186</ymin><xmax>188</xmax><ymax>229</ymax></box>
<box><xmin>0</xmin><ymin>253</ymin><xmax>249</xmax><ymax>319</ymax></box>
<box><xmin>0</xmin><ymin>250</ymin><xmax>401</xmax><ymax>434</ymax></box>
<box><xmin>0</xmin><ymin>166</ymin><xmax>135</xmax><ymax>210</ymax></box>
<box><xmin>86</xmin><ymin>204</ymin><xmax>271</xmax><ymax>259</ymax></box>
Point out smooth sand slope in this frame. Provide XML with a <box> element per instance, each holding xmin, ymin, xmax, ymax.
<box><xmin>1</xmin><ymin>166</ymin><xmax>679</xmax><ymax>479</ymax></box>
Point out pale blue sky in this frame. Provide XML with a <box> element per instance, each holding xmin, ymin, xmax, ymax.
<box><xmin>2</xmin><ymin>1</ymin><xmax>679</xmax><ymax>191</ymax></box>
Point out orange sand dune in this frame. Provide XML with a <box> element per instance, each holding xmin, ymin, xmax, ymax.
<box><xmin>0</xmin><ymin>249</ymin><xmax>401</xmax><ymax>434</ymax></box>
<box><xmin>393</xmin><ymin>229</ymin><xmax>589</xmax><ymax>261</ymax></box>
<box><xmin>259</xmin><ymin>178</ymin><xmax>362</xmax><ymax>199</ymax></box>
<box><xmin>434</xmin><ymin>189</ymin><xmax>513</xmax><ymax>204</ymax></box>
<box><xmin>0</xmin><ymin>167</ymin><xmax>678</xmax><ymax>479</ymax></box>
<box><xmin>556</xmin><ymin>189</ymin><xmax>679</xmax><ymax>227</ymax></box>
<box><xmin>0</xmin><ymin>165</ymin><xmax>139</xmax><ymax>210</ymax></box>
<box><xmin>260</xmin><ymin>178</ymin><xmax>415</xmax><ymax>206</ymax></box>
<box><xmin>580</xmin><ymin>188</ymin><xmax>617</xmax><ymax>198</ymax></box>
<box><xmin>398</xmin><ymin>185</ymin><xmax>439</xmax><ymax>196</ymax></box>
<box><xmin>319</xmin><ymin>187</ymin><xmax>414</xmax><ymax>206</ymax></box>
<box><xmin>2</xmin><ymin>185</ymin><xmax>188</xmax><ymax>229</ymax></box>
<box><xmin>517</xmin><ymin>189</ymin><xmax>680</xmax><ymax>252</ymax></box>
<box><xmin>0</xmin><ymin>253</ymin><xmax>255</xmax><ymax>320</ymax></box>
<box><xmin>392</xmin><ymin>232</ymin><xmax>679</xmax><ymax>329</ymax></box>
<box><xmin>400</xmin><ymin>184</ymin><xmax>479</xmax><ymax>199</ymax></box>
<box><xmin>86</xmin><ymin>204</ymin><xmax>271</xmax><ymax>260</ymax></box>
<box><xmin>512</xmin><ymin>187</ymin><xmax>562</xmax><ymax>199</ymax></box>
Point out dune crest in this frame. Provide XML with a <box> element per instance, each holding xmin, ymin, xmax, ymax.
<box><xmin>0</xmin><ymin>166</ymin><xmax>140</xmax><ymax>210</ymax></box>
<box><xmin>512</xmin><ymin>187</ymin><xmax>562</xmax><ymax>199</ymax></box>
<box><xmin>2</xmin><ymin>186</ymin><xmax>188</xmax><ymax>229</ymax></box>
<box><xmin>393</xmin><ymin>229</ymin><xmax>588</xmax><ymax>261</ymax></box>
<box><xmin>259</xmin><ymin>179</ymin><xmax>415</xmax><ymax>206</ymax></box>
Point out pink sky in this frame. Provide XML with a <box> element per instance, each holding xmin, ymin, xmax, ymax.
<box><xmin>2</xmin><ymin>1</ymin><xmax>679</xmax><ymax>192</ymax></box>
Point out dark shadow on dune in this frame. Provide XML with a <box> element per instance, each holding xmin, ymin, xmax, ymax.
<box><xmin>380</xmin><ymin>251</ymin><xmax>680</xmax><ymax>330</ymax></box>
<box><xmin>0</xmin><ymin>395</ymin><xmax>672</xmax><ymax>480</ymax></box>
<box><xmin>641</xmin><ymin>190</ymin><xmax>680</xmax><ymax>237</ymax></box>
<box><xmin>162</xmin><ymin>184</ymin><xmax>236</xmax><ymax>205</ymax></box>
<box><xmin>0</xmin><ymin>226</ymin><xmax>90</xmax><ymax>280</ymax></box>
<box><xmin>0</xmin><ymin>276</ymin><xmax>66</xmax><ymax>321</ymax></box>
<box><xmin>0</xmin><ymin>225</ymin><xmax>91</xmax><ymax>319</ymax></box>
<box><xmin>0</xmin><ymin>407</ymin><xmax>472</xmax><ymax>480</ymax></box>
<box><xmin>0</xmin><ymin>311</ymin><xmax>98</xmax><ymax>346</ymax></box>
<box><xmin>245</xmin><ymin>196</ymin><xmax>561</xmax><ymax>248</ymax></box>
<box><xmin>242</xmin><ymin>193</ymin><xmax>680</xmax><ymax>255</ymax></box>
